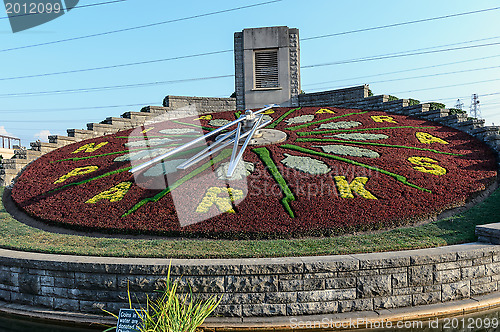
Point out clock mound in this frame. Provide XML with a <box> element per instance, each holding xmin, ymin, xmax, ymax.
<box><xmin>11</xmin><ymin>107</ymin><xmax>498</xmax><ymax>239</ymax></box>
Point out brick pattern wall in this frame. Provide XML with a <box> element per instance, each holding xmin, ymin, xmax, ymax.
<box><xmin>0</xmin><ymin>244</ymin><xmax>499</xmax><ymax>317</ymax></box>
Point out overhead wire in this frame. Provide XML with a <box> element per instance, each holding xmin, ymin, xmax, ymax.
<box><xmin>0</xmin><ymin>0</ymin><xmax>127</xmax><ymax>20</ymax></box>
<box><xmin>0</xmin><ymin>75</ymin><xmax>234</xmax><ymax>98</ymax></box>
<box><xmin>0</xmin><ymin>102</ymin><xmax>157</xmax><ymax>113</ymax></box>
<box><xmin>301</xmin><ymin>40</ymin><xmax>500</xmax><ymax>69</ymax></box>
<box><xmin>306</xmin><ymin>64</ymin><xmax>500</xmax><ymax>93</ymax></box>
<box><xmin>0</xmin><ymin>0</ymin><xmax>283</xmax><ymax>53</ymax></box>
<box><xmin>300</xmin><ymin>6</ymin><xmax>500</xmax><ymax>41</ymax></box>
<box><xmin>302</xmin><ymin>53</ymin><xmax>500</xmax><ymax>88</ymax></box>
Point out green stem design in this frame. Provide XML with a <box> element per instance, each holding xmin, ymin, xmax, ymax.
<box><xmin>296</xmin><ymin>138</ymin><xmax>463</xmax><ymax>156</ymax></box>
<box><xmin>234</xmin><ymin>111</ymin><xmax>242</xmax><ymax>119</ymax></box>
<box><xmin>286</xmin><ymin>111</ymin><xmax>369</xmax><ymax>131</ymax></box>
<box><xmin>116</xmin><ymin>135</ymin><xmax>201</xmax><ymax>139</ymax></box>
<box><xmin>49</xmin><ymin>147</ymin><xmax>206</xmax><ymax>196</ymax></box>
<box><xmin>252</xmin><ymin>147</ymin><xmax>296</xmax><ymax>218</ymax></box>
<box><xmin>267</xmin><ymin>107</ymin><xmax>301</xmax><ymax>129</ymax></box>
<box><xmin>48</xmin><ymin>166</ymin><xmax>133</xmax><ymax>194</ymax></box>
<box><xmin>281</xmin><ymin>144</ymin><xmax>432</xmax><ymax>194</ymax></box>
<box><xmin>122</xmin><ymin>149</ymin><xmax>233</xmax><ymax>217</ymax></box>
<box><xmin>172</xmin><ymin>120</ymin><xmax>215</xmax><ymax>131</ymax></box>
<box><xmin>51</xmin><ymin>144</ymin><xmax>182</xmax><ymax>163</ymax></box>
<box><xmin>297</xmin><ymin>126</ymin><xmax>435</xmax><ymax>136</ymax></box>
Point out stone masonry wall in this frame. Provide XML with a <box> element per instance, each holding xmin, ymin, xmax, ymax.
<box><xmin>289</xmin><ymin>29</ymin><xmax>300</xmax><ymax>107</ymax></box>
<box><xmin>234</xmin><ymin>31</ymin><xmax>245</xmax><ymax>111</ymax></box>
<box><xmin>0</xmin><ymin>244</ymin><xmax>499</xmax><ymax>318</ymax></box>
<box><xmin>162</xmin><ymin>95</ymin><xmax>236</xmax><ymax>114</ymax></box>
<box><xmin>299</xmin><ymin>85</ymin><xmax>370</xmax><ymax>106</ymax></box>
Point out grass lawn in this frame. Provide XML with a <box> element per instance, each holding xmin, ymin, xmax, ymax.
<box><xmin>1</xmin><ymin>186</ymin><xmax>499</xmax><ymax>258</ymax></box>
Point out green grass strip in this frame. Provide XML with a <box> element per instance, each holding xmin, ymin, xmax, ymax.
<box><xmin>51</xmin><ymin>144</ymin><xmax>182</xmax><ymax>163</ymax></box>
<box><xmin>122</xmin><ymin>149</ymin><xmax>233</xmax><ymax>217</ymax></box>
<box><xmin>48</xmin><ymin>166</ymin><xmax>133</xmax><ymax>194</ymax></box>
<box><xmin>267</xmin><ymin>107</ymin><xmax>301</xmax><ymax>129</ymax></box>
<box><xmin>297</xmin><ymin>126</ymin><xmax>435</xmax><ymax>136</ymax></box>
<box><xmin>281</xmin><ymin>144</ymin><xmax>431</xmax><ymax>193</ymax></box>
<box><xmin>296</xmin><ymin>138</ymin><xmax>463</xmax><ymax>156</ymax></box>
<box><xmin>252</xmin><ymin>147</ymin><xmax>296</xmax><ymax>218</ymax></box>
<box><xmin>286</xmin><ymin>111</ymin><xmax>369</xmax><ymax>131</ymax></box>
<box><xmin>172</xmin><ymin>120</ymin><xmax>215</xmax><ymax>131</ymax></box>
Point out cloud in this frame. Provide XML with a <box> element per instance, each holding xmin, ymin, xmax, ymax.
<box><xmin>0</xmin><ymin>126</ymin><xmax>13</xmax><ymax>137</ymax></box>
<box><xmin>34</xmin><ymin>130</ymin><xmax>51</xmax><ymax>142</ymax></box>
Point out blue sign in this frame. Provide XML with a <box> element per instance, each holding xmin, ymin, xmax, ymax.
<box><xmin>116</xmin><ymin>309</ymin><xmax>143</xmax><ymax>332</ymax></box>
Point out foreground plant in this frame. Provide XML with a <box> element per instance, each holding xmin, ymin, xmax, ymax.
<box><xmin>104</xmin><ymin>266</ymin><xmax>221</xmax><ymax>332</ymax></box>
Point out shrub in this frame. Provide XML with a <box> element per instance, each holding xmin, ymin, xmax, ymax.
<box><xmin>104</xmin><ymin>265</ymin><xmax>221</xmax><ymax>332</ymax></box>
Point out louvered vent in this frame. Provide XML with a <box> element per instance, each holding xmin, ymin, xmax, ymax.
<box><xmin>254</xmin><ymin>50</ymin><xmax>279</xmax><ymax>89</ymax></box>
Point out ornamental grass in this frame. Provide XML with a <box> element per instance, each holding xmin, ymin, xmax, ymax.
<box><xmin>103</xmin><ymin>265</ymin><xmax>221</xmax><ymax>332</ymax></box>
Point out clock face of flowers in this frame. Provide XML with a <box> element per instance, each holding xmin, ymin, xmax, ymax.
<box><xmin>11</xmin><ymin>107</ymin><xmax>497</xmax><ymax>238</ymax></box>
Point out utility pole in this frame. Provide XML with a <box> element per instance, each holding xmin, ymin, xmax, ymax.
<box><xmin>469</xmin><ymin>94</ymin><xmax>481</xmax><ymax>119</ymax></box>
<box><xmin>454</xmin><ymin>99</ymin><xmax>464</xmax><ymax>110</ymax></box>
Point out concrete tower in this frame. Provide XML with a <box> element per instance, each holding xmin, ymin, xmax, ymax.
<box><xmin>234</xmin><ymin>26</ymin><xmax>300</xmax><ymax>110</ymax></box>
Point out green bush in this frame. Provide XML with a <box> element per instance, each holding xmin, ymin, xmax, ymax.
<box><xmin>449</xmin><ymin>108</ymin><xmax>466</xmax><ymax>115</ymax></box>
<box><xmin>429</xmin><ymin>102</ymin><xmax>445</xmax><ymax>110</ymax></box>
<box><xmin>387</xmin><ymin>95</ymin><xmax>399</xmax><ymax>102</ymax></box>
<box><xmin>408</xmin><ymin>99</ymin><xmax>420</xmax><ymax>106</ymax></box>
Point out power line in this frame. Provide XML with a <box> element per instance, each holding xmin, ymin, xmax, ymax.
<box><xmin>0</xmin><ymin>0</ymin><xmax>282</xmax><ymax>53</ymax></box>
<box><xmin>0</xmin><ymin>102</ymin><xmax>157</xmax><ymax>113</ymax></box>
<box><xmin>0</xmin><ymin>34</ymin><xmax>497</xmax><ymax>82</ymax></box>
<box><xmin>1</xmin><ymin>38</ymin><xmax>499</xmax><ymax>97</ymax></box>
<box><xmin>301</xmin><ymin>40</ymin><xmax>500</xmax><ymax>69</ymax></box>
<box><xmin>302</xmin><ymin>53</ymin><xmax>500</xmax><ymax>88</ymax></box>
<box><xmin>0</xmin><ymin>50</ymin><xmax>232</xmax><ymax>82</ymax></box>
<box><xmin>0</xmin><ymin>0</ymin><xmax>127</xmax><ymax>20</ymax></box>
<box><xmin>421</xmin><ymin>92</ymin><xmax>500</xmax><ymax>103</ymax></box>
<box><xmin>301</xmin><ymin>6</ymin><xmax>500</xmax><ymax>41</ymax></box>
<box><xmin>0</xmin><ymin>119</ymin><xmax>103</xmax><ymax>123</ymax></box>
<box><xmin>390</xmin><ymin>78</ymin><xmax>500</xmax><ymax>95</ymax></box>
<box><xmin>307</xmin><ymin>64</ymin><xmax>500</xmax><ymax>92</ymax></box>
<box><xmin>0</xmin><ymin>75</ymin><xmax>234</xmax><ymax>98</ymax></box>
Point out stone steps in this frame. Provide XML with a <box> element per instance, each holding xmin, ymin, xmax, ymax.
<box><xmin>30</xmin><ymin>141</ymin><xmax>59</xmax><ymax>154</ymax></box>
<box><xmin>48</xmin><ymin>135</ymin><xmax>79</xmax><ymax>148</ymax></box>
<box><xmin>102</xmin><ymin>117</ymin><xmax>136</xmax><ymax>130</ymax></box>
<box><xmin>67</xmin><ymin>129</ymin><xmax>96</xmax><ymax>140</ymax></box>
<box><xmin>86</xmin><ymin>123</ymin><xmax>122</xmax><ymax>136</ymax></box>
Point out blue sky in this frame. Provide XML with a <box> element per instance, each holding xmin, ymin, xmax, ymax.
<box><xmin>0</xmin><ymin>0</ymin><xmax>499</xmax><ymax>144</ymax></box>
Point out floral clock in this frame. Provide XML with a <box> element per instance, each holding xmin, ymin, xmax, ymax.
<box><xmin>11</xmin><ymin>107</ymin><xmax>497</xmax><ymax>238</ymax></box>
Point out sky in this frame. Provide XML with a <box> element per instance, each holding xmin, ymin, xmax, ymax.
<box><xmin>0</xmin><ymin>0</ymin><xmax>499</xmax><ymax>145</ymax></box>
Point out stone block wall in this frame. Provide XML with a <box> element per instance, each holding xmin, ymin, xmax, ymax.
<box><xmin>162</xmin><ymin>95</ymin><xmax>236</xmax><ymax>114</ymax></box>
<box><xmin>234</xmin><ymin>31</ymin><xmax>245</xmax><ymax>111</ymax></box>
<box><xmin>299</xmin><ymin>85</ymin><xmax>370</xmax><ymax>106</ymax></box>
<box><xmin>289</xmin><ymin>29</ymin><xmax>300</xmax><ymax>107</ymax></box>
<box><xmin>0</xmin><ymin>244</ymin><xmax>499</xmax><ymax>318</ymax></box>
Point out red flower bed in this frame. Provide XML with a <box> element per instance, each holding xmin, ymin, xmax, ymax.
<box><xmin>11</xmin><ymin>107</ymin><xmax>498</xmax><ymax>239</ymax></box>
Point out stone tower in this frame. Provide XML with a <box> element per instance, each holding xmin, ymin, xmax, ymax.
<box><xmin>234</xmin><ymin>26</ymin><xmax>300</xmax><ymax>110</ymax></box>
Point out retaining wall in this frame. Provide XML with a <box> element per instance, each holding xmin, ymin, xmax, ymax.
<box><xmin>298</xmin><ymin>85</ymin><xmax>370</xmax><ymax>107</ymax></box>
<box><xmin>0</xmin><ymin>244</ymin><xmax>500</xmax><ymax>318</ymax></box>
<box><xmin>162</xmin><ymin>95</ymin><xmax>236</xmax><ymax>114</ymax></box>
